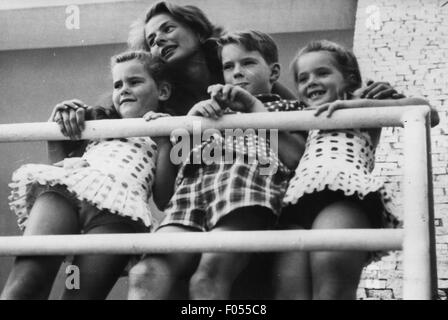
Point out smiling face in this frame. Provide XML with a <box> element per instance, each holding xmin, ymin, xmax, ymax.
<box><xmin>221</xmin><ymin>43</ymin><xmax>278</xmax><ymax>95</ymax></box>
<box><xmin>112</xmin><ymin>60</ymin><xmax>161</xmax><ymax>118</ymax></box>
<box><xmin>295</xmin><ymin>51</ymin><xmax>347</xmax><ymax>107</ymax></box>
<box><xmin>144</xmin><ymin>13</ymin><xmax>201</xmax><ymax>64</ymax></box>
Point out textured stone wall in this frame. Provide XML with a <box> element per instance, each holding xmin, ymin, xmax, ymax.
<box><xmin>354</xmin><ymin>0</ymin><xmax>448</xmax><ymax>299</ymax></box>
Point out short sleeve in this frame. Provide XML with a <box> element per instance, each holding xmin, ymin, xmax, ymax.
<box><xmin>263</xmin><ymin>99</ymin><xmax>308</xmax><ymax>138</ymax></box>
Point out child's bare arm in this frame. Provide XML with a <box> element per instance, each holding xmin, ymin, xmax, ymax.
<box><xmin>143</xmin><ymin>112</ymin><xmax>177</xmax><ymax>210</ymax></box>
<box><xmin>151</xmin><ymin>136</ymin><xmax>177</xmax><ymax>210</ymax></box>
<box><xmin>275</xmin><ymin>131</ymin><xmax>307</xmax><ymax>170</ymax></box>
<box><xmin>248</xmin><ymin>98</ymin><xmax>306</xmax><ymax>169</ymax></box>
<box><xmin>315</xmin><ymin>97</ymin><xmax>439</xmax><ymax>127</ymax></box>
<box><xmin>47</xmin><ymin>141</ymin><xmax>68</xmax><ymax>164</ymax></box>
<box><xmin>47</xmin><ymin>140</ymin><xmax>87</xmax><ymax>164</ymax></box>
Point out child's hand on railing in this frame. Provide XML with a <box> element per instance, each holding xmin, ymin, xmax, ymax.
<box><xmin>188</xmin><ymin>99</ymin><xmax>223</xmax><ymax>119</ymax></box>
<box><xmin>49</xmin><ymin>99</ymin><xmax>92</xmax><ymax>140</ymax></box>
<box><xmin>143</xmin><ymin>111</ymin><xmax>171</xmax><ymax>121</ymax></box>
<box><xmin>207</xmin><ymin>84</ymin><xmax>258</xmax><ymax>113</ymax></box>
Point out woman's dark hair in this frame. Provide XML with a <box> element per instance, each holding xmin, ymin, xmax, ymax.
<box><xmin>127</xmin><ymin>2</ymin><xmax>225</xmax><ymax>113</ymax></box>
<box><xmin>128</xmin><ymin>1</ymin><xmax>223</xmax><ymax>51</ymax></box>
<box><xmin>291</xmin><ymin>40</ymin><xmax>362</xmax><ymax>94</ymax></box>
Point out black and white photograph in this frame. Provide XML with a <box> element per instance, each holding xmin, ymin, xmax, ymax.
<box><xmin>0</xmin><ymin>0</ymin><xmax>446</xmax><ymax>304</ymax></box>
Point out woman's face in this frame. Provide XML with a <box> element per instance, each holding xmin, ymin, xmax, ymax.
<box><xmin>144</xmin><ymin>13</ymin><xmax>201</xmax><ymax>64</ymax></box>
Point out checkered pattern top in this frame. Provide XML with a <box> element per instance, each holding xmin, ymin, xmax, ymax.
<box><xmin>184</xmin><ymin>94</ymin><xmax>305</xmax><ymax>173</ymax></box>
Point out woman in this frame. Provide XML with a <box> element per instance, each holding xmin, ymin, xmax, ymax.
<box><xmin>52</xmin><ymin>1</ymin><xmax>298</xmax><ymax>139</ymax></box>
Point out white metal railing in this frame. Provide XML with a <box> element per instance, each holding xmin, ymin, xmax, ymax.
<box><xmin>0</xmin><ymin>106</ymin><xmax>438</xmax><ymax>300</ymax></box>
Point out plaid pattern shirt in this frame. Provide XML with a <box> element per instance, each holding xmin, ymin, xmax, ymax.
<box><xmin>159</xmin><ymin>95</ymin><xmax>306</xmax><ymax>231</ymax></box>
<box><xmin>180</xmin><ymin>94</ymin><xmax>305</xmax><ymax>177</ymax></box>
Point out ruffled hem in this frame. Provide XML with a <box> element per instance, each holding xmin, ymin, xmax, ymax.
<box><xmin>9</xmin><ymin>164</ymin><xmax>154</xmax><ymax>230</ymax></box>
<box><xmin>283</xmin><ymin>168</ymin><xmax>401</xmax><ymax>262</ymax></box>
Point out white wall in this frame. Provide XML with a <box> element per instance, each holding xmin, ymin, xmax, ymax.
<box><xmin>1</xmin><ymin>0</ymin><xmax>356</xmax><ymax>50</ymax></box>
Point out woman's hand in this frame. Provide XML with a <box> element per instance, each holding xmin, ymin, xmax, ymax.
<box><xmin>356</xmin><ymin>80</ymin><xmax>405</xmax><ymax>99</ymax></box>
<box><xmin>49</xmin><ymin>99</ymin><xmax>92</xmax><ymax>140</ymax></box>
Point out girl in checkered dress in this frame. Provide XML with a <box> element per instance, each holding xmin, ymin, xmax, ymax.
<box><xmin>1</xmin><ymin>51</ymin><xmax>176</xmax><ymax>300</ymax></box>
<box><xmin>274</xmin><ymin>40</ymin><xmax>438</xmax><ymax>300</ymax></box>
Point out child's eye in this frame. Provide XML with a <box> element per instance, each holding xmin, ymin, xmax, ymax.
<box><xmin>222</xmin><ymin>64</ymin><xmax>233</xmax><ymax>71</ymax></box>
<box><xmin>317</xmin><ymin>69</ymin><xmax>330</xmax><ymax>76</ymax></box>
<box><xmin>243</xmin><ymin>60</ymin><xmax>256</xmax><ymax>66</ymax></box>
<box><xmin>130</xmin><ymin>80</ymin><xmax>143</xmax><ymax>86</ymax></box>
<box><xmin>113</xmin><ymin>82</ymin><xmax>122</xmax><ymax>89</ymax></box>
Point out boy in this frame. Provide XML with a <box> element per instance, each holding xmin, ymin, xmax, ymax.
<box><xmin>128</xmin><ymin>30</ymin><xmax>305</xmax><ymax>300</ymax></box>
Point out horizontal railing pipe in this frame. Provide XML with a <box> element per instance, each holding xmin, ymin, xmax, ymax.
<box><xmin>0</xmin><ymin>106</ymin><xmax>429</xmax><ymax>142</ymax></box>
<box><xmin>0</xmin><ymin>229</ymin><xmax>403</xmax><ymax>256</ymax></box>
<box><xmin>0</xmin><ymin>105</ymin><xmax>435</xmax><ymax>299</ymax></box>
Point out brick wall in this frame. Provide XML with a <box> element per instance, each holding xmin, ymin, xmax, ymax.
<box><xmin>354</xmin><ymin>0</ymin><xmax>448</xmax><ymax>299</ymax></box>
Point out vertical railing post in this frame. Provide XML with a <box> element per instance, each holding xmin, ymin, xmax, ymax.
<box><xmin>401</xmin><ymin>108</ymin><xmax>437</xmax><ymax>299</ymax></box>
<box><xmin>425</xmin><ymin>111</ymin><xmax>439</xmax><ymax>299</ymax></box>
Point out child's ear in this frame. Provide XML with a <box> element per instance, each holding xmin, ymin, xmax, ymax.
<box><xmin>158</xmin><ymin>81</ymin><xmax>172</xmax><ymax>101</ymax></box>
<box><xmin>269</xmin><ymin>63</ymin><xmax>281</xmax><ymax>83</ymax></box>
<box><xmin>347</xmin><ymin>73</ymin><xmax>358</xmax><ymax>87</ymax></box>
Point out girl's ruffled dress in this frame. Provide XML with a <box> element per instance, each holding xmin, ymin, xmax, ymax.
<box><xmin>9</xmin><ymin>137</ymin><xmax>158</xmax><ymax>231</ymax></box>
<box><xmin>284</xmin><ymin>129</ymin><xmax>400</xmax><ymax>232</ymax></box>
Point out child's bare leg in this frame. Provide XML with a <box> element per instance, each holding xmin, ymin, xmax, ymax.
<box><xmin>128</xmin><ymin>225</ymin><xmax>200</xmax><ymax>300</ymax></box>
<box><xmin>189</xmin><ymin>207</ymin><xmax>273</xmax><ymax>300</ymax></box>
<box><xmin>310</xmin><ymin>200</ymin><xmax>371</xmax><ymax>300</ymax></box>
<box><xmin>61</xmin><ymin>221</ymin><xmax>140</xmax><ymax>300</ymax></box>
<box><xmin>1</xmin><ymin>192</ymin><xmax>79</xmax><ymax>299</ymax></box>
<box><xmin>272</xmin><ymin>224</ymin><xmax>311</xmax><ymax>300</ymax></box>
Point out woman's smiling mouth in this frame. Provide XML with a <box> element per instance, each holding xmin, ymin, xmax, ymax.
<box><xmin>161</xmin><ymin>45</ymin><xmax>177</xmax><ymax>59</ymax></box>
